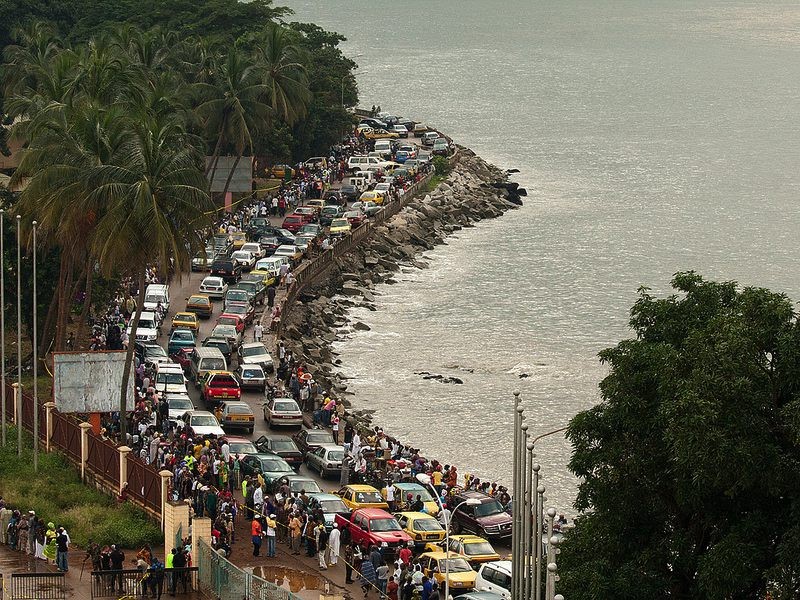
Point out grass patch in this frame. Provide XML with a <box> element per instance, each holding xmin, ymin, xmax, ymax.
<box><xmin>0</xmin><ymin>426</ymin><xmax>162</xmax><ymax>549</ymax></box>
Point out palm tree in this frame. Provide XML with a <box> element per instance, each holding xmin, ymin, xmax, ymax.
<box><xmin>87</xmin><ymin>116</ymin><xmax>214</xmax><ymax>435</ymax></box>
<box><xmin>251</xmin><ymin>23</ymin><xmax>311</xmax><ymax>126</ymax></box>
<box><xmin>193</xmin><ymin>47</ymin><xmax>271</xmax><ymax>194</ymax></box>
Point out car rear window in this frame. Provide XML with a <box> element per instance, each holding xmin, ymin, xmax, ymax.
<box><xmin>274</xmin><ymin>401</ymin><xmax>299</xmax><ymax>412</ymax></box>
<box><xmin>210</xmin><ymin>376</ymin><xmax>238</xmax><ymax>387</ymax></box>
<box><xmin>226</xmin><ymin>404</ymin><xmax>252</xmax><ymax>414</ymax></box>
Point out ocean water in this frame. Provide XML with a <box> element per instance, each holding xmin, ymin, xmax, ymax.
<box><xmin>283</xmin><ymin>0</ymin><xmax>800</xmax><ymax>512</ymax></box>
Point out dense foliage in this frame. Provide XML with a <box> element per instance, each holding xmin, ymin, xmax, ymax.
<box><xmin>560</xmin><ymin>272</ymin><xmax>800</xmax><ymax>599</ymax></box>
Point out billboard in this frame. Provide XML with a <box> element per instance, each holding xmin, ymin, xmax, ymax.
<box><xmin>206</xmin><ymin>156</ymin><xmax>253</xmax><ymax>193</ymax></box>
<box><xmin>53</xmin><ymin>351</ymin><xmax>135</xmax><ymax>413</ymax></box>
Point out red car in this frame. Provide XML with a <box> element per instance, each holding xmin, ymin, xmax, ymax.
<box><xmin>216</xmin><ymin>314</ymin><xmax>246</xmax><ymax>335</ymax></box>
<box><xmin>170</xmin><ymin>348</ymin><xmax>194</xmax><ymax>374</ymax></box>
<box><xmin>221</xmin><ymin>302</ymin><xmax>254</xmax><ymax>325</ymax></box>
<box><xmin>200</xmin><ymin>371</ymin><xmax>241</xmax><ymax>408</ymax></box>
<box><xmin>344</xmin><ymin>210</ymin><xmax>367</xmax><ymax>227</ymax></box>
<box><xmin>334</xmin><ymin>508</ymin><xmax>413</xmax><ymax>553</ymax></box>
<box><xmin>281</xmin><ymin>214</ymin><xmax>306</xmax><ymax>233</ymax></box>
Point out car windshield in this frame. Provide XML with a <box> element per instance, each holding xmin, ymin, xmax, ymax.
<box><xmin>218</xmin><ymin>317</ymin><xmax>238</xmax><ymax>326</ymax></box>
<box><xmin>308</xmin><ymin>432</ymin><xmax>333</xmax><ymax>444</ymax></box>
<box><xmin>226</xmin><ymin>305</ymin><xmax>247</xmax><ymax>315</ymax></box>
<box><xmin>157</xmin><ymin>372</ymin><xmax>184</xmax><ymax>384</ymax></box>
<box><xmin>269</xmin><ymin>439</ymin><xmax>296</xmax><ymax>451</ymax></box>
<box><xmin>145</xmin><ymin>294</ymin><xmax>164</xmax><ymax>305</ymax></box>
<box><xmin>227</xmin><ymin>291</ymin><xmax>248</xmax><ymax>299</ymax></box>
<box><xmin>415</xmin><ymin>518</ymin><xmax>443</xmax><ymax>532</ymax></box>
<box><xmin>214</xmin><ymin>326</ymin><xmax>235</xmax><ymax>336</ymax></box>
<box><xmin>442</xmin><ymin>558</ymin><xmax>473</xmax><ymax>573</ymax></box>
<box><xmin>464</xmin><ymin>541</ymin><xmax>496</xmax><ymax>555</ymax></box>
<box><xmin>370</xmin><ymin>518</ymin><xmax>401</xmax><ymax>532</ymax></box>
<box><xmin>190</xmin><ymin>296</ymin><xmax>210</xmax><ymax>305</ymax></box>
<box><xmin>168</xmin><ymin>399</ymin><xmax>193</xmax><ymax>411</ymax></box>
<box><xmin>139</xmin><ymin>318</ymin><xmax>156</xmax><ymax>329</ymax></box>
<box><xmin>319</xmin><ymin>499</ymin><xmax>348</xmax><ymax>513</ymax></box>
<box><xmin>331</xmin><ymin>219</ymin><xmax>348</xmax><ymax>227</ymax></box>
<box><xmin>260</xmin><ymin>459</ymin><xmax>293</xmax><ymax>472</ymax></box>
<box><xmin>228</xmin><ymin>441</ymin><xmax>257</xmax><ymax>454</ymax></box>
<box><xmin>203</xmin><ymin>279</ymin><xmax>223</xmax><ymax>287</ymax></box>
<box><xmin>242</xmin><ymin>345</ymin><xmax>267</xmax><ymax>357</ymax></box>
<box><xmin>203</xmin><ymin>358</ymin><xmax>225</xmax><ymax>370</ymax></box>
<box><xmin>327</xmin><ymin>451</ymin><xmax>344</xmax><ymax>461</ymax></box>
<box><xmin>191</xmin><ymin>415</ymin><xmax>218</xmax><ymax>426</ymax></box>
<box><xmin>242</xmin><ymin>368</ymin><xmax>263</xmax><ymax>378</ymax></box>
<box><xmin>474</xmin><ymin>500</ymin><xmax>505</xmax><ymax>518</ymax></box>
<box><xmin>145</xmin><ymin>346</ymin><xmax>167</xmax><ymax>357</ymax></box>
<box><xmin>274</xmin><ymin>401</ymin><xmax>299</xmax><ymax>412</ymax></box>
<box><xmin>290</xmin><ymin>480</ymin><xmax>321</xmax><ymax>493</ymax></box>
<box><xmin>354</xmin><ymin>492</ymin><xmax>384</xmax><ymax>504</ymax></box>
<box><xmin>172</xmin><ymin>331</ymin><xmax>193</xmax><ymax>341</ymax></box>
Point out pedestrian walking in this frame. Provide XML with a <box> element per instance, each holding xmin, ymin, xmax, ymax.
<box><xmin>251</xmin><ymin>517</ymin><xmax>263</xmax><ymax>557</ymax></box>
<box><xmin>267</xmin><ymin>286</ymin><xmax>276</xmax><ymax>308</ymax></box>
<box><xmin>360</xmin><ymin>555</ymin><xmax>378</xmax><ymax>598</ymax></box>
<box><xmin>254</xmin><ymin>323</ymin><xmax>264</xmax><ymax>342</ymax></box>
<box><xmin>328</xmin><ymin>522</ymin><xmax>341</xmax><ymax>566</ymax></box>
<box><xmin>266</xmin><ymin>514</ymin><xmax>277</xmax><ymax>557</ymax></box>
<box><xmin>316</xmin><ymin>523</ymin><xmax>328</xmax><ymax>569</ymax></box>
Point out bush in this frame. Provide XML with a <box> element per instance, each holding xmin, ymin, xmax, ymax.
<box><xmin>432</xmin><ymin>155</ymin><xmax>452</xmax><ymax>176</ymax></box>
<box><xmin>0</xmin><ymin>427</ymin><xmax>163</xmax><ymax>548</ymax></box>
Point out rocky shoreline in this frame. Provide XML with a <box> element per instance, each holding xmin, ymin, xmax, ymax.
<box><xmin>281</xmin><ymin>149</ymin><xmax>522</xmax><ymax>432</ymax></box>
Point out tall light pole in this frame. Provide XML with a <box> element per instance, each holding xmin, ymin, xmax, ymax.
<box><xmin>511</xmin><ymin>392</ymin><xmax>522</xmax><ymax>600</ymax></box>
<box><xmin>15</xmin><ymin>214</ymin><xmax>21</xmax><ymax>456</ymax></box>
<box><xmin>535</xmin><ymin>485</ymin><xmax>546</xmax><ymax>600</ymax></box>
<box><xmin>545</xmin><ymin>508</ymin><xmax>557</xmax><ymax>600</ymax></box>
<box><xmin>524</xmin><ymin>444</ymin><xmax>536</xmax><ymax>600</ymax></box>
<box><xmin>416</xmin><ymin>473</ymin><xmax>479</xmax><ymax>600</ymax></box>
<box><xmin>32</xmin><ymin>221</ymin><xmax>38</xmax><ymax>471</ymax></box>
<box><xmin>520</xmin><ymin>422</ymin><xmax>529</xmax><ymax>600</ymax></box>
<box><xmin>1</xmin><ymin>208</ymin><xmax>6</xmax><ymax>446</ymax></box>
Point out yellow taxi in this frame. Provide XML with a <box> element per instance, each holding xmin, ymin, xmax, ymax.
<box><xmin>306</xmin><ymin>199</ymin><xmax>325</xmax><ymax>213</ymax></box>
<box><xmin>249</xmin><ymin>269</ymin><xmax>277</xmax><ymax>287</ymax></box>
<box><xmin>364</xmin><ymin>128</ymin><xmax>400</xmax><ymax>140</ymax></box>
<box><xmin>230</xmin><ymin>232</ymin><xmax>247</xmax><ymax>249</ymax></box>
<box><xmin>171</xmin><ymin>312</ymin><xmax>199</xmax><ymax>333</ymax></box>
<box><xmin>328</xmin><ymin>218</ymin><xmax>352</xmax><ymax>237</ymax></box>
<box><xmin>394</xmin><ymin>512</ymin><xmax>445</xmax><ymax>547</ymax></box>
<box><xmin>382</xmin><ymin>483</ymin><xmax>440</xmax><ymax>515</ymax></box>
<box><xmin>337</xmin><ymin>484</ymin><xmax>389</xmax><ymax>510</ymax></box>
<box><xmin>418</xmin><ymin>552</ymin><xmax>477</xmax><ymax>592</ymax></box>
<box><xmin>271</xmin><ymin>164</ymin><xmax>295</xmax><ymax>179</ymax></box>
<box><xmin>359</xmin><ymin>190</ymin><xmax>385</xmax><ymax>205</ymax></box>
<box><xmin>445</xmin><ymin>534</ymin><xmax>501</xmax><ymax>566</ymax></box>
<box><xmin>186</xmin><ymin>294</ymin><xmax>213</xmax><ymax>319</ymax></box>
<box><xmin>356</xmin><ymin>124</ymin><xmax>373</xmax><ymax>135</ymax></box>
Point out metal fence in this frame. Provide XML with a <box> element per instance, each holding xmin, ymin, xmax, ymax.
<box><xmin>9</xmin><ymin>572</ymin><xmax>66</xmax><ymax>600</ymax></box>
<box><xmin>89</xmin><ymin>568</ymin><xmax>198</xmax><ymax>599</ymax></box>
<box><xmin>197</xmin><ymin>539</ymin><xmax>299</xmax><ymax>600</ymax></box>
<box><xmin>86</xmin><ymin>432</ymin><xmax>120</xmax><ymax>482</ymax></box>
<box><xmin>126</xmin><ymin>456</ymin><xmax>162</xmax><ymax>513</ymax></box>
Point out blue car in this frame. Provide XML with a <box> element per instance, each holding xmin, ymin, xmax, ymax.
<box><xmin>168</xmin><ymin>328</ymin><xmax>196</xmax><ymax>355</ymax></box>
<box><xmin>395</xmin><ymin>150</ymin><xmax>411</xmax><ymax>164</ymax></box>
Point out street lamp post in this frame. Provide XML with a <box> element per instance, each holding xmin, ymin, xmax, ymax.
<box><xmin>512</xmin><ymin>393</ymin><xmax>523</xmax><ymax>600</ymax></box>
<box><xmin>524</xmin><ymin>446</ymin><xmax>537</xmax><ymax>600</ymax></box>
<box><xmin>1</xmin><ymin>209</ymin><xmax>5</xmax><ymax>446</ymax></box>
<box><xmin>15</xmin><ymin>215</ymin><xmax>21</xmax><ymax>456</ymax></box>
<box><xmin>545</xmin><ymin>508</ymin><xmax>557</xmax><ymax>600</ymax></box>
<box><xmin>32</xmin><ymin>221</ymin><xmax>38</xmax><ymax>471</ymax></box>
<box><xmin>535</xmin><ymin>485</ymin><xmax>545</xmax><ymax>600</ymax></box>
<box><xmin>416</xmin><ymin>473</ymin><xmax>479</xmax><ymax>600</ymax></box>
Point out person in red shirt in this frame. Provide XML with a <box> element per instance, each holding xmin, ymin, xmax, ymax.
<box><xmin>251</xmin><ymin>518</ymin><xmax>263</xmax><ymax>556</ymax></box>
<box><xmin>398</xmin><ymin>542</ymin><xmax>413</xmax><ymax>566</ymax></box>
<box><xmin>387</xmin><ymin>576</ymin><xmax>399</xmax><ymax>600</ymax></box>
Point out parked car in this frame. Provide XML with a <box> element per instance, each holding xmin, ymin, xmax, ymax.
<box><xmin>165</xmin><ymin>394</ymin><xmax>194</xmax><ymax>423</ymax></box>
<box><xmin>219</xmin><ymin>400</ymin><xmax>255</xmax><ymax>433</ymax></box>
<box><xmin>307</xmin><ymin>493</ymin><xmax>350</xmax><ymax>531</ymax></box>
<box><xmin>238</xmin><ymin>342</ymin><xmax>274</xmax><ymax>372</ymax></box>
<box><xmin>263</xmin><ymin>397</ymin><xmax>303</xmax><ymax>428</ymax></box>
<box><xmin>254</xmin><ymin>435</ymin><xmax>303</xmax><ymax>470</ymax></box>
<box><xmin>422</xmin><ymin>131</ymin><xmax>440</xmax><ymax>147</ymax></box>
<box><xmin>298</xmin><ymin>223</ymin><xmax>322</xmax><ymax>238</ymax></box>
<box><xmin>201</xmin><ymin>337</ymin><xmax>232</xmax><ymax>365</ymax></box>
<box><xmin>167</xmin><ymin>328</ymin><xmax>196</xmax><ymax>355</ymax></box>
<box><xmin>224</xmin><ymin>288</ymin><xmax>251</xmax><ymax>307</ymax></box>
<box><xmin>353</xmin><ymin>200</ymin><xmax>382</xmax><ymax>217</ymax></box>
<box><xmin>474</xmin><ymin>561</ymin><xmax>512</xmax><ymax>599</ymax></box>
<box><xmin>271</xmin><ymin>164</ymin><xmax>295</xmax><ymax>179</ymax></box>
<box><xmin>225</xmin><ymin>436</ymin><xmax>259</xmax><ymax>459</ymax></box>
<box><xmin>235</xmin><ymin>364</ymin><xmax>267</xmax><ymax>392</ymax></box>
<box><xmin>154</xmin><ymin>366</ymin><xmax>188</xmax><ymax>395</ymax></box>
<box><xmin>186</xmin><ymin>294</ymin><xmax>213</xmax><ymax>318</ymax></box>
<box><xmin>329</xmin><ymin>218</ymin><xmax>351</xmax><ymax>237</ymax></box>
<box><xmin>216</xmin><ymin>314</ymin><xmax>245</xmax><ymax>336</ymax></box>
<box><xmin>230</xmin><ymin>232</ymin><xmax>247</xmax><ymax>249</ymax></box>
<box><xmin>221</xmin><ymin>302</ymin><xmax>254</xmax><ymax>326</ymax></box>
<box><xmin>334</xmin><ymin>508</ymin><xmax>411</xmax><ymax>552</ymax></box>
<box><xmin>258</xmin><ymin>236</ymin><xmax>281</xmax><ymax>256</ymax></box>
<box><xmin>275</xmin><ymin>474</ymin><xmax>322</xmax><ymax>495</ymax></box>
<box><xmin>240</xmin><ymin>242</ymin><xmax>265</xmax><ymax>260</ymax></box>
<box><xmin>230</xmin><ymin>250</ymin><xmax>256</xmax><ymax>271</ymax></box>
<box><xmin>170</xmin><ymin>312</ymin><xmax>199</xmax><ymax>333</ymax></box>
<box><xmin>304</xmin><ymin>444</ymin><xmax>345</xmax><ymax>478</ymax></box>
<box><xmin>339</xmin><ymin>185</ymin><xmax>359</xmax><ymax>201</ymax></box>
<box><xmin>320</xmin><ymin>205</ymin><xmax>344</xmax><ymax>227</ymax></box>
<box><xmin>273</xmin><ymin>245</ymin><xmax>303</xmax><ymax>266</ymax></box>
<box><xmin>135</xmin><ymin>341</ymin><xmax>170</xmax><ymax>370</ymax></box>
<box><xmin>292</xmin><ymin>429</ymin><xmax>335</xmax><ymax>456</ymax></box>
<box><xmin>390</xmin><ymin>124</ymin><xmax>409</xmax><ymax>138</ymax></box>
<box><xmin>127</xmin><ymin>311</ymin><xmax>159</xmax><ymax>342</ymax></box>
<box><xmin>199</xmin><ymin>370</ymin><xmax>241</xmax><ymax>407</ymax></box>
<box><xmin>344</xmin><ymin>210</ymin><xmax>367</xmax><ymax>227</ymax></box>
<box><xmin>359</xmin><ymin>190</ymin><xmax>385</xmax><ymax>205</ymax></box>
<box><xmin>413</xmin><ymin>123</ymin><xmax>429</xmax><ymax>137</ymax></box>
<box><xmin>433</xmin><ymin>138</ymin><xmax>451</xmax><ymax>156</ymax></box>
<box><xmin>181</xmin><ymin>410</ymin><xmax>225</xmax><ymax>437</ymax></box>
<box><xmin>239</xmin><ymin>454</ymin><xmax>295</xmax><ymax>487</ymax></box>
<box><xmin>234</xmin><ymin>279</ymin><xmax>266</xmax><ymax>305</ymax></box>
<box><xmin>192</xmin><ymin>249</ymin><xmax>216</xmax><ymax>271</ymax></box>
<box><xmin>210</xmin><ymin>259</ymin><xmax>242</xmax><ymax>284</ymax></box>
<box><xmin>445</xmin><ymin>535</ymin><xmax>502</xmax><ymax>567</ymax></box>
<box><xmin>198</xmin><ymin>277</ymin><xmax>227</xmax><ymax>301</ymax></box>
<box><xmin>418</xmin><ymin>552</ymin><xmax>477</xmax><ymax>593</ymax></box>
<box><xmin>449</xmin><ymin>490</ymin><xmax>513</xmax><ymax>539</ymax></box>
<box><xmin>394</xmin><ymin>512</ymin><xmax>446</xmax><ymax>548</ymax></box>
<box><xmin>338</xmin><ymin>484</ymin><xmax>389</xmax><ymax>511</ymax></box>
<box><xmin>281</xmin><ymin>214</ymin><xmax>306</xmax><ymax>233</ymax></box>
<box><xmin>210</xmin><ymin>323</ymin><xmax>242</xmax><ymax>349</ymax></box>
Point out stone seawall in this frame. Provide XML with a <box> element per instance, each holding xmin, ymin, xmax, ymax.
<box><xmin>279</xmin><ymin>149</ymin><xmax>522</xmax><ymax>427</ymax></box>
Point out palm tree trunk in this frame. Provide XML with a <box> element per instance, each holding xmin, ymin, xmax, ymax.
<box><xmin>75</xmin><ymin>259</ymin><xmax>94</xmax><ymax>348</ymax></box>
<box><xmin>55</xmin><ymin>253</ymin><xmax>73</xmax><ymax>351</ymax></box>
<box><xmin>204</xmin><ymin>126</ymin><xmax>225</xmax><ymax>178</ymax></box>
<box><xmin>119</xmin><ymin>271</ymin><xmax>146</xmax><ymax>438</ymax></box>
<box><xmin>221</xmin><ymin>151</ymin><xmax>243</xmax><ymax>199</ymax></box>
<box><xmin>38</xmin><ymin>285</ymin><xmax>59</xmax><ymax>359</ymax></box>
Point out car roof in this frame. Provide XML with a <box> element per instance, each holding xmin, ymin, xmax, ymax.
<box><xmin>189</xmin><ymin>294</ymin><xmax>210</xmax><ymax>300</ymax></box>
<box><xmin>479</xmin><ymin>560</ymin><xmax>511</xmax><ymax>573</ymax></box>
<box><xmin>309</xmin><ymin>493</ymin><xmax>342</xmax><ymax>501</ymax></box>
<box><xmin>420</xmin><ymin>551</ymin><xmax>463</xmax><ymax>559</ymax></box>
<box><xmin>395</xmin><ymin>511</ymin><xmax>433</xmax><ymax>520</ymax></box>
<box><xmin>356</xmin><ymin>508</ymin><xmax>393</xmax><ymax>518</ymax></box>
<box><xmin>316</xmin><ymin>443</ymin><xmax>344</xmax><ymax>450</ymax></box>
<box><xmin>345</xmin><ymin>484</ymin><xmax>380</xmax><ymax>492</ymax></box>
<box><xmin>241</xmin><ymin>342</ymin><xmax>267</xmax><ymax>349</ymax></box>
<box><xmin>455</xmin><ymin>490</ymin><xmax>493</xmax><ymax>501</ymax></box>
<box><xmin>452</xmin><ymin>534</ymin><xmax>491</xmax><ymax>542</ymax></box>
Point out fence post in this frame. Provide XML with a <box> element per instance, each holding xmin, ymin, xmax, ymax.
<box><xmin>192</xmin><ymin>517</ymin><xmax>212</xmax><ymax>568</ymax></box>
<box><xmin>159</xmin><ymin>470</ymin><xmax>172</xmax><ymax>532</ymax></box>
<box><xmin>44</xmin><ymin>402</ymin><xmax>55</xmax><ymax>452</ymax></box>
<box><xmin>118</xmin><ymin>445</ymin><xmax>131</xmax><ymax>494</ymax></box>
<box><xmin>77</xmin><ymin>422</ymin><xmax>91</xmax><ymax>481</ymax></box>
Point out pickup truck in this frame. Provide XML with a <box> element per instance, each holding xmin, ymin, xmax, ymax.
<box><xmin>335</xmin><ymin>508</ymin><xmax>413</xmax><ymax>553</ymax></box>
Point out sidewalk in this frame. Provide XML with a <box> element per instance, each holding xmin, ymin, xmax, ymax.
<box><xmin>0</xmin><ymin>545</ymin><xmax>205</xmax><ymax>600</ymax></box>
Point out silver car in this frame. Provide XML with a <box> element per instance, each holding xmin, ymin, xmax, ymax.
<box><xmin>199</xmin><ymin>276</ymin><xmax>228</xmax><ymax>301</ymax></box>
<box><xmin>304</xmin><ymin>443</ymin><xmax>345</xmax><ymax>478</ymax></box>
<box><xmin>236</xmin><ymin>364</ymin><xmax>267</xmax><ymax>392</ymax></box>
<box><xmin>263</xmin><ymin>397</ymin><xmax>303</xmax><ymax>428</ymax></box>
<box><xmin>238</xmin><ymin>342</ymin><xmax>274</xmax><ymax>373</ymax></box>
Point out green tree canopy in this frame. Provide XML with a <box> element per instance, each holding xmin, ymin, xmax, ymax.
<box><xmin>560</xmin><ymin>271</ymin><xmax>800</xmax><ymax>599</ymax></box>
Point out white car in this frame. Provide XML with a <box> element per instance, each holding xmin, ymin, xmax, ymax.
<box><xmin>165</xmin><ymin>394</ymin><xmax>194</xmax><ymax>422</ymax></box>
<box><xmin>181</xmin><ymin>410</ymin><xmax>225</xmax><ymax>437</ymax></box>
<box><xmin>199</xmin><ymin>276</ymin><xmax>228</xmax><ymax>300</ymax></box>
<box><xmin>230</xmin><ymin>250</ymin><xmax>256</xmax><ymax>271</ymax></box>
<box><xmin>474</xmin><ymin>561</ymin><xmax>511</xmax><ymax>599</ymax></box>
<box><xmin>273</xmin><ymin>245</ymin><xmax>300</xmax><ymax>261</ymax></box>
<box><xmin>128</xmin><ymin>311</ymin><xmax>159</xmax><ymax>342</ymax></box>
<box><xmin>240</xmin><ymin>243</ymin><xmax>265</xmax><ymax>260</ymax></box>
<box><xmin>374</xmin><ymin>182</ymin><xmax>391</xmax><ymax>196</ymax></box>
<box><xmin>238</xmin><ymin>342</ymin><xmax>274</xmax><ymax>372</ymax></box>
<box><xmin>154</xmin><ymin>366</ymin><xmax>188</xmax><ymax>395</ymax></box>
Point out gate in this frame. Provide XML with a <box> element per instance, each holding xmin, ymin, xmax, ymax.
<box><xmin>126</xmin><ymin>457</ymin><xmax>162</xmax><ymax>513</ymax></box>
<box><xmin>9</xmin><ymin>572</ymin><xmax>66</xmax><ymax>599</ymax></box>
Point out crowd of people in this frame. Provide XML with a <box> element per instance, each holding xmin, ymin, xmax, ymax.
<box><xmin>0</xmin><ymin>501</ymin><xmax>71</xmax><ymax>572</ymax></box>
